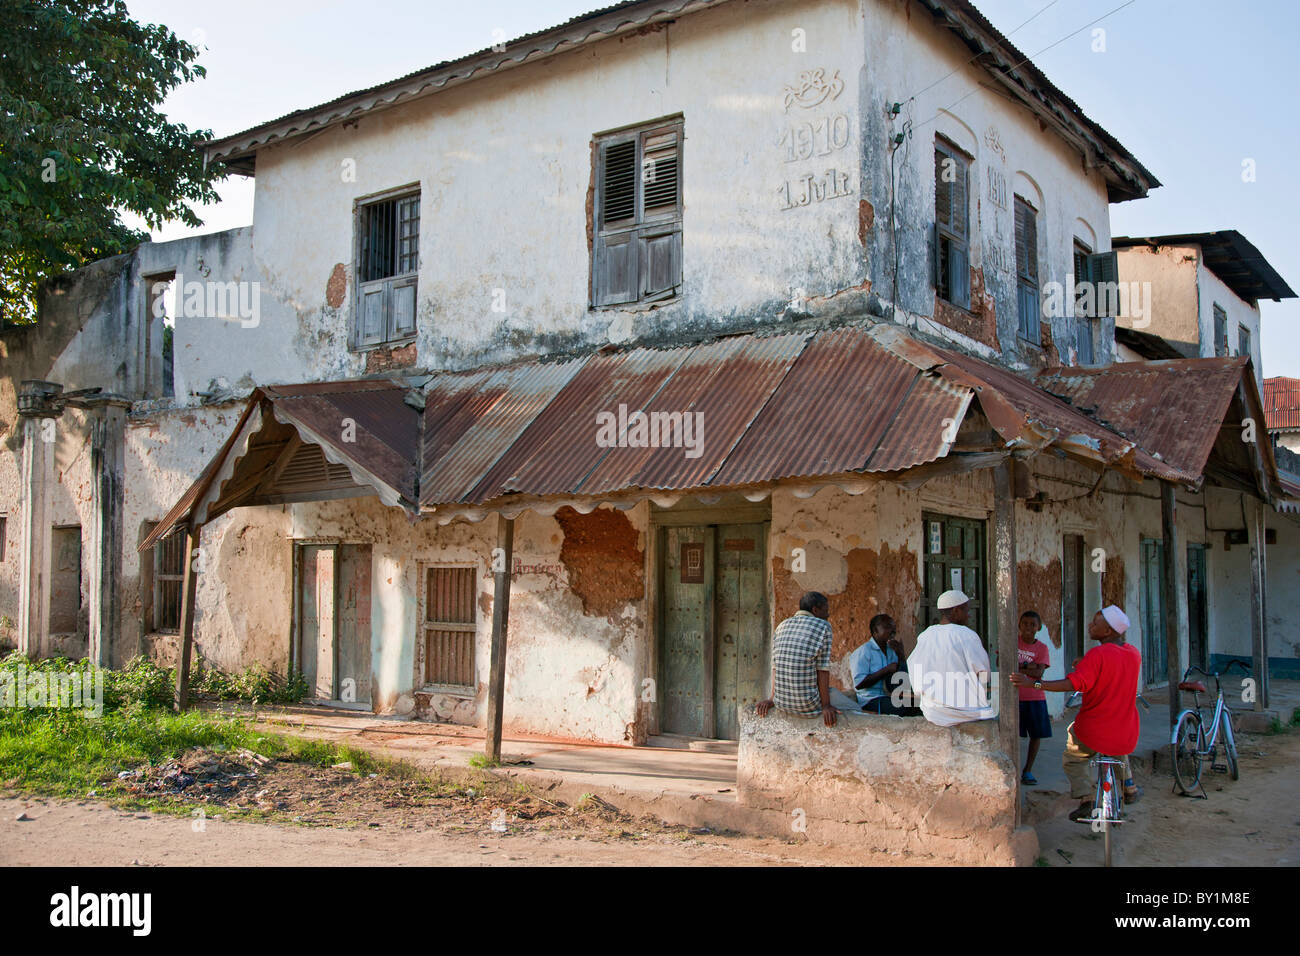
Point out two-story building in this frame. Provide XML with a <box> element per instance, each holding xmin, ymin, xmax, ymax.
<box><xmin>2</xmin><ymin>0</ymin><xmax>1290</xmax><ymax>762</ymax></box>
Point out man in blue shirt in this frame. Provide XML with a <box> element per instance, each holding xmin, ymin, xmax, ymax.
<box><xmin>847</xmin><ymin>614</ymin><xmax>918</xmax><ymax>715</ymax></box>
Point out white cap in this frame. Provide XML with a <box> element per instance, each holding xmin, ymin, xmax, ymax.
<box><xmin>1101</xmin><ymin>604</ymin><xmax>1131</xmax><ymax>634</ymax></box>
<box><xmin>936</xmin><ymin>589</ymin><xmax>970</xmax><ymax>610</ymax></box>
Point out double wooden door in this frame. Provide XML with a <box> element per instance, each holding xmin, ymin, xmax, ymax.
<box><xmin>659</xmin><ymin>523</ymin><xmax>769</xmax><ymax>740</ymax></box>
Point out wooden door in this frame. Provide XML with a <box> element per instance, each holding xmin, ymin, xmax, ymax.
<box><xmin>921</xmin><ymin>513</ymin><xmax>987</xmax><ymax>644</ymax></box>
<box><xmin>1062</xmin><ymin>534</ymin><xmax>1086</xmax><ymax>664</ymax></box>
<box><xmin>714</xmin><ymin>524</ymin><xmax>768</xmax><ymax>741</ymax></box>
<box><xmin>298</xmin><ymin>545</ymin><xmax>337</xmax><ymax>700</ymax></box>
<box><xmin>49</xmin><ymin>526</ymin><xmax>82</xmax><ymax>637</ymax></box>
<box><xmin>660</xmin><ymin>526</ymin><xmax>714</xmax><ymax>737</ymax></box>
<box><xmin>336</xmin><ymin>544</ymin><xmax>373</xmax><ymax>705</ymax></box>
<box><xmin>1139</xmin><ymin>538</ymin><xmax>1167</xmax><ymax>686</ymax></box>
<box><xmin>1187</xmin><ymin>544</ymin><xmax>1208</xmax><ymax>673</ymax></box>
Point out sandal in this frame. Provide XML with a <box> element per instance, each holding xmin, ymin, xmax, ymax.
<box><xmin>1068</xmin><ymin>802</ymin><xmax>1094</xmax><ymax>824</ymax></box>
<box><xmin>1021</xmin><ymin>772</ymin><xmax>1037</xmax><ymax>786</ymax></box>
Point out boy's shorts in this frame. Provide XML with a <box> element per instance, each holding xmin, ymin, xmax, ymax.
<box><xmin>1019</xmin><ymin>699</ymin><xmax>1052</xmax><ymax>739</ymax></box>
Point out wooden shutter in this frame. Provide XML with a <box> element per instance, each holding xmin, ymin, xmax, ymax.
<box><xmin>390</xmin><ymin>276</ymin><xmax>417</xmax><ymax>340</ymax></box>
<box><xmin>934</xmin><ymin>142</ymin><xmax>969</xmax><ymax>307</ymax></box>
<box><xmin>1088</xmin><ymin>251</ymin><xmax>1119</xmax><ymax>318</ymax></box>
<box><xmin>642</xmin><ymin>228</ymin><xmax>682</xmax><ymax>299</ymax></box>
<box><xmin>594</xmin><ymin>138</ymin><xmax>639</xmax><ymax>306</ymax></box>
<box><xmin>934</xmin><ymin>147</ymin><xmax>953</xmax><ymax>232</ymax></box>
<box><xmin>949</xmin><ymin>239</ymin><xmax>970</xmax><ymax>310</ymax></box>
<box><xmin>950</xmin><ymin>154</ymin><xmax>968</xmax><ymax>240</ymax></box>
<box><xmin>359</xmin><ymin>284</ymin><xmax>387</xmax><ymax>346</ymax></box>
<box><xmin>641</xmin><ymin>128</ymin><xmax>680</xmax><ymax>218</ymax></box>
<box><xmin>1014</xmin><ymin>198</ymin><xmax>1038</xmax><ymax>284</ymax></box>
<box><xmin>424</xmin><ymin>567</ymin><xmax>477</xmax><ymax>687</ymax></box>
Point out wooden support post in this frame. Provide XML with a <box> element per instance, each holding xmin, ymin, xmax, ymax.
<box><xmin>485</xmin><ymin>515</ymin><xmax>515</xmax><ymax>763</ymax></box>
<box><xmin>1249</xmin><ymin>496</ymin><xmax>1270</xmax><ymax>711</ymax></box>
<box><xmin>992</xmin><ymin>459</ymin><xmax>1020</xmax><ymax>817</ymax></box>
<box><xmin>1160</xmin><ymin>482</ymin><xmax>1181</xmax><ymax>733</ymax></box>
<box><xmin>173</xmin><ymin>524</ymin><xmax>201</xmax><ymax>712</ymax></box>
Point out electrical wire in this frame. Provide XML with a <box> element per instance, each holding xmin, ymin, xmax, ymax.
<box><xmin>904</xmin><ymin>0</ymin><xmax>1138</xmax><ymax>136</ymax></box>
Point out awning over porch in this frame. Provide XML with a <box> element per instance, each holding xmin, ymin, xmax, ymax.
<box><xmin>139</xmin><ymin>380</ymin><xmax>421</xmax><ymax>550</ymax></box>
<box><xmin>140</xmin><ymin>322</ymin><xmax>1276</xmax><ymax>548</ymax></box>
<box><xmin>1037</xmin><ymin>356</ymin><xmax>1281</xmax><ymax>498</ymax></box>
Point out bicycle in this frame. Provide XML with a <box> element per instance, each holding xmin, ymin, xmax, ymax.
<box><xmin>1064</xmin><ymin>691</ymin><xmax>1150</xmax><ymax>867</ymax></box>
<box><xmin>1170</xmin><ymin>660</ymin><xmax>1250</xmax><ymax>796</ymax></box>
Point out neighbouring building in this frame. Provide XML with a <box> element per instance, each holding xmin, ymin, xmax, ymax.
<box><xmin>1111</xmin><ymin>230</ymin><xmax>1296</xmax><ymax>389</ymax></box>
<box><xmin>2</xmin><ymin>0</ymin><xmax>1294</xmax><ymax>783</ymax></box>
<box><xmin>1265</xmin><ymin>376</ymin><xmax>1300</xmax><ymax>456</ymax></box>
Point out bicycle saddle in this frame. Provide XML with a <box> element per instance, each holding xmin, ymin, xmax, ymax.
<box><xmin>1177</xmin><ymin>680</ymin><xmax>1206</xmax><ymax>692</ymax></box>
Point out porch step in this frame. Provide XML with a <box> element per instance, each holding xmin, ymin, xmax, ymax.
<box><xmin>645</xmin><ymin>734</ymin><xmax>738</xmax><ymax>755</ymax></box>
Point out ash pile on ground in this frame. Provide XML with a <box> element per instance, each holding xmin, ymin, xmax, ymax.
<box><xmin>111</xmin><ymin>746</ymin><xmax>706</xmax><ymax>843</ymax></box>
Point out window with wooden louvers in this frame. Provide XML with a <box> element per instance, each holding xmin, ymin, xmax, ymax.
<box><xmin>933</xmin><ymin>141</ymin><xmax>970</xmax><ymax>310</ymax></box>
<box><xmin>423</xmin><ymin>566</ymin><xmax>476</xmax><ymax>688</ymax></box>
<box><xmin>355</xmin><ymin>192</ymin><xmax>419</xmax><ymax>348</ymax></box>
<box><xmin>1014</xmin><ymin>196</ymin><xmax>1040</xmax><ymax>344</ymax></box>
<box><xmin>593</xmin><ymin>121</ymin><xmax>683</xmax><ymax>307</ymax></box>
<box><xmin>1073</xmin><ymin>240</ymin><xmax>1096</xmax><ymax>364</ymax></box>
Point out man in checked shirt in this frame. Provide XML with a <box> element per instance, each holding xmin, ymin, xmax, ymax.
<box><xmin>756</xmin><ymin>591</ymin><xmax>838</xmax><ymax>727</ymax></box>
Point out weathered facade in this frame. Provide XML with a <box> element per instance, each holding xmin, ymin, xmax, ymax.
<box><xmin>2</xmin><ymin>0</ymin><xmax>1294</xmax><ymax>789</ymax></box>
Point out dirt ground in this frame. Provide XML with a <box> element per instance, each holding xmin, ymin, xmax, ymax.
<box><xmin>1032</xmin><ymin>727</ymin><xmax>1300</xmax><ymax>867</ymax></box>
<box><xmin>2</xmin><ymin>729</ymin><xmax>1296</xmax><ymax>867</ymax></box>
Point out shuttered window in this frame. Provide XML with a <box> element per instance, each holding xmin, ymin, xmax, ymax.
<box><xmin>354</xmin><ymin>190</ymin><xmax>419</xmax><ymax>349</ymax></box>
<box><xmin>933</xmin><ymin>140</ymin><xmax>970</xmax><ymax>309</ymax></box>
<box><xmin>423</xmin><ymin>567</ymin><xmax>476</xmax><ymax>689</ymax></box>
<box><xmin>1239</xmin><ymin>324</ymin><xmax>1251</xmax><ymax>362</ymax></box>
<box><xmin>593</xmin><ymin>120</ymin><xmax>683</xmax><ymax>307</ymax></box>
<box><xmin>154</xmin><ymin>528</ymin><xmax>186</xmax><ymax>633</ymax></box>
<box><xmin>1014</xmin><ymin>196</ymin><xmax>1040</xmax><ymax>344</ymax></box>
<box><xmin>1213</xmin><ymin>305</ymin><xmax>1228</xmax><ymax>356</ymax></box>
<box><xmin>1073</xmin><ymin>240</ymin><xmax>1095</xmax><ymax>364</ymax></box>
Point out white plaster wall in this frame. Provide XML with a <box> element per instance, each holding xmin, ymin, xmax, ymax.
<box><xmin>289</xmin><ymin>499</ymin><xmax>647</xmax><ymax>742</ymax></box>
<box><xmin>861</xmin><ymin>0</ymin><xmax>1114</xmax><ymax>363</ymax></box>
<box><xmin>247</xmin><ymin>0</ymin><xmax>866</xmax><ymax>376</ymax></box>
<box><xmin>1114</xmin><ymin>244</ymin><xmax>1200</xmax><ymax>355</ymax></box>
<box><xmin>1197</xmin><ymin>262</ymin><xmax>1262</xmax><ymax>382</ymax></box>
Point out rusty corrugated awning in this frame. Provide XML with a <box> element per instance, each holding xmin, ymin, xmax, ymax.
<box><xmin>138</xmin><ymin>379</ymin><xmax>421</xmax><ymax>551</ymax></box>
<box><xmin>146</xmin><ymin>325</ymin><xmax>1274</xmax><ymax>543</ymax></box>
<box><xmin>1037</xmin><ymin>358</ymin><xmax>1253</xmax><ymax>485</ymax></box>
<box><xmin>417</xmin><ymin>326</ymin><xmax>981</xmax><ymax>510</ymax></box>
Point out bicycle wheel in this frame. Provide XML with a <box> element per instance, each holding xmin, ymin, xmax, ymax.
<box><xmin>1172</xmin><ymin>711</ymin><xmax>1204</xmax><ymax>793</ymax></box>
<box><xmin>1222</xmin><ymin>710</ymin><xmax>1239</xmax><ymax>781</ymax></box>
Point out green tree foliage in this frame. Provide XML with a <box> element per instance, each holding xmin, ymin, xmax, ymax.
<box><xmin>0</xmin><ymin>0</ymin><xmax>224</xmax><ymax>323</ymax></box>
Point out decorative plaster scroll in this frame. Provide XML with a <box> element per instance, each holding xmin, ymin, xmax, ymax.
<box><xmin>984</xmin><ymin>125</ymin><xmax>1006</xmax><ymax>165</ymax></box>
<box><xmin>783</xmin><ymin>68</ymin><xmax>844</xmax><ymax>112</ymax></box>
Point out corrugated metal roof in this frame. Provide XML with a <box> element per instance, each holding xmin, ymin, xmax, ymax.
<box><xmin>420</xmin><ymin>358</ymin><xmax>588</xmax><ymax>506</ymax></box>
<box><xmin>580</xmin><ymin>332</ymin><xmax>809</xmax><ymax>494</ymax></box>
<box><xmin>1264</xmin><ymin>376</ymin><xmax>1300</xmax><ymax>431</ymax></box>
<box><xmin>149</xmin><ymin>326</ymin><xmax>1276</xmax><ymax>540</ymax></box>
<box><xmin>1037</xmin><ymin>358</ymin><xmax>1247</xmax><ymax>483</ymax></box>
<box><xmin>712</xmin><ymin>327</ymin><xmax>956</xmax><ymax>485</ymax></box>
<box><xmin>264</xmin><ymin>381</ymin><xmax>419</xmax><ymax>502</ymax></box>
<box><xmin>137</xmin><ymin>381</ymin><xmax>421</xmax><ymax>552</ymax></box>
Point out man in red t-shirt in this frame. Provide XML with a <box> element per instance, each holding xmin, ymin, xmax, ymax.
<box><xmin>1010</xmin><ymin>604</ymin><xmax>1141</xmax><ymax>822</ymax></box>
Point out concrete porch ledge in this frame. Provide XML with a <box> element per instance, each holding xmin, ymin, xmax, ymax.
<box><xmin>737</xmin><ymin>707</ymin><xmax>1038</xmax><ymax>866</ymax></box>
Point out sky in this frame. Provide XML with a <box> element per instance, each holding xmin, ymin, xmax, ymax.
<box><xmin>123</xmin><ymin>0</ymin><xmax>1300</xmax><ymax>376</ymax></box>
